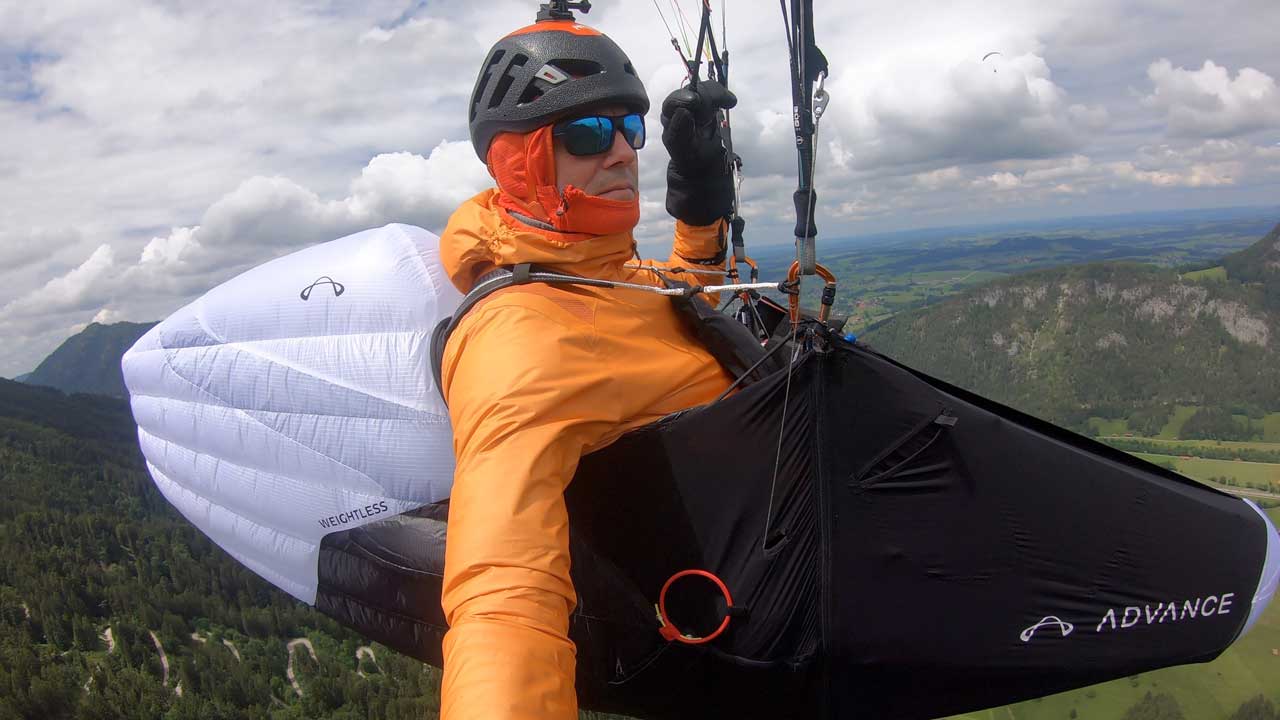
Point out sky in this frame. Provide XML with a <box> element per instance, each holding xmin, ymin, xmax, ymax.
<box><xmin>1</xmin><ymin>0</ymin><xmax>1279</xmax><ymax>377</ymax></box>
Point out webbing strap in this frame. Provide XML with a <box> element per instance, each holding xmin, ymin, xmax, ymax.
<box><xmin>430</xmin><ymin>264</ymin><xmax>587</xmax><ymax>402</ymax></box>
<box><xmin>432</xmin><ymin>264</ymin><xmax>525</xmax><ymax>401</ymax></box>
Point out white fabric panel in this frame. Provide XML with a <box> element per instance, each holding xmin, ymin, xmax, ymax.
<box><xmin>122</xmin><ymin>224</ymin><xmax>462</xmax><ymax>604</ymax></box>
<box><xmin>1242</xmin><ymin>499</ymin><xmax>1280</xmax><ymax>637</ymax></box>
<box><xmin>150</xmin><ymin>462</ymin><xmax>319</xmax><ymax>603</ymax></box>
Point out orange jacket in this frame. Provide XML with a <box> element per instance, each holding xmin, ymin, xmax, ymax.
<box><xmin>437</xmin><ymin>188</ymin><xmax>733</xmax><ymax>719</ymax></box>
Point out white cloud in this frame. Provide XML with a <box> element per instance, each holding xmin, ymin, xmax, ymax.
<box><xmin>91</xmin><ymin>307</ymin><xmax>123</xmax><ymax>324</ymax></box>
<box><xmin>0</xmin><ymin>244</ymin><xmax>115</xmax><ymax>320</ymax></box>
<box><xmin>139</xmin><ymin>226</ymin><xmax>199</xmax><ymax>268</ymax></box>
<box><xmin>132</xmin><ymin>140</ymin><xmax>490</xmax><ymax>280</ymax></box>
<box><xmin>0</xmin><ymin>242</ymin><xmax>123</xmax><ymax>376</ymax></box>
<box><xmin>0</xmin><ymin>143</ymin><xmax>492</xmax><ymax>373</ymax></box>
<box><xmin>819</xmin><ymin>136</ymin><xmax>1280</xmax><ymax>225</ymax></box>
<box><xmin>346</xmin><ymin>143</ymin><xmax>493</xmax><ymax>224</ymax></box>
<box><xmin>987</xmin><ymin>141</ymin><xmax>1279</xmax><ymax>191</ymax></box>
<box><xmin>0</xmin><ymin>226</ymin><xmax>77</xmax><ymax>270</ymax></box>
<box><xmin>979</xmin><ymin>172</ymin><xmax>1025</xmax><ymax>191</ymax></box>
<box><xmin>848</xmin><ymin>53</ymin><xmax>1106</xmax><ymax>170</ymax></box>
<box><xmin>2</xmin><ymin>0</ymin><xmax>1279</xmax><ymax>376</ymax></box>
<box><xmin>1143</xmin><ymin>59</ymin><xmax>1280</xmax><ymax>138</ymax></box>
<box><xmin>1109</xmin><ymin>161</ymin><xmax>1237</xmax><ymax>188</ymax></box>
<box><xmin>913</xmin><ymin>166</ymin><xmax>965</xmax><ymax>191</ymax></box>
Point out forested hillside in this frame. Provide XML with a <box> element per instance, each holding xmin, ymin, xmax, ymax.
<box><xmin>1222</xmin><ymin>222</ymin><xmax>1280</xmax><ymax>311</ymax></box>
<box><xmin>865</xmin><ymin>223</ymin><xmax>1280</xmax><ymax>435</ymax></box>
<box><xmin>0</xmin><ymin>378</ymin><xmax>442</xmax><ymax>719</ymax></box>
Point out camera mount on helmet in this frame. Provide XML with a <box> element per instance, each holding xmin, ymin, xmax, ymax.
<box><xmin>536</xmin><ymin>0</ymin><xmax>592</xmax><ymax>22</ymax></box>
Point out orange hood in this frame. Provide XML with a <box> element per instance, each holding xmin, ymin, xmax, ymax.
<box><xmin>440</xmin><ymin>188</ymin><xmax>638</xmax><ymax>294</ymax></box>
<box><xmin>485</xmin><ymin>125</ymin><xmax>640</xmax><ymax>234</ymax></box>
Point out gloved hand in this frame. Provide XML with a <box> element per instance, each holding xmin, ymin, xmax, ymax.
<box><xmin>661</xmin><ymin>79</ymin><xmax>738</xmax><ymax>226</ymax></box>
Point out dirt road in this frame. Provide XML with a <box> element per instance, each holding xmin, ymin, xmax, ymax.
<box><xmin>286</xmin><ymin>638</ymin><xmax>317</xmax><ymax>697</ymax></box>
<box><xmin>356</xmin><ymin>645</ymin><xmax>380</xmax><ymax>677</ymax></box>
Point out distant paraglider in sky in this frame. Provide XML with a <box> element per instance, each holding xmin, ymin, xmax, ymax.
<box><xmin>982</xmin><ymin>50</ymin><xmax>1002</xmax><ymax>72</ymax></box>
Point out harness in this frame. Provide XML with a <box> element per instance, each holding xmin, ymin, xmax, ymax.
<box><xmin>429</xmin><ymin>262</ymin><xmax>791</xmax><ymax>403</ymax></box>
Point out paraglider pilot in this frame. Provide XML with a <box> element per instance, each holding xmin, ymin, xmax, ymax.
<box><xmin>435</xmin><ymin>9</ymin><xmax>738</xmax><ymax>720</ymax></box>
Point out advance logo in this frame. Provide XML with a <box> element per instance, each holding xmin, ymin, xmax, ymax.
<box><xmin>1095</xmin><ymin>594</ymin><xmax>1235</xmax><ymax>633</ymax></box>
<box><xmin>1020</xmin><ymin>592</ymin><xmax>1237</xmax><ymax>644</ymax></box>
<box><xmin>1020</xmin><ymin>616</ymin><xmax>1074</xmax><ymax>642</ymax></box>
<box><xmin>301</xmin><ymin>276</ymin><xmax>345</xmax><ymax>300</ymax></box>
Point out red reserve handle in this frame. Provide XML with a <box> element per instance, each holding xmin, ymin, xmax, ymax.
<box><xmin>654</xmin><ymin>569</ymin><xmax>734</xmax><ymax>645</ymax></box>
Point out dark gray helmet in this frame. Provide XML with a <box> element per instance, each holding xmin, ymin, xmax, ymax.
<box><xmin>468</xmin><ymin>20</ymin><xmax>650</xmax><ymax>162</ymax></box>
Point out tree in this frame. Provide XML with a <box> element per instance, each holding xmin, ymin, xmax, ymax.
<box><xmin>1228</xmin><ymin>695</ymin><xmax>1279</xmax><ymax>720</ymax></box>
<box><xmin>1122</xmin><ymin>691</ymin><xmax>1186</xmax><ymax>720</ymax></box>
<box><xmin>1180</xmin><ymin>407</ymin><xmax>1255</xmax><ymax>441</ymax></box>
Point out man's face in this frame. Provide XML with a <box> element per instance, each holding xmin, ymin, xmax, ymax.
<box><xmin>553</xmin><ymin>105</ymin><xmax>639</xmax><ymax>202</ymax></box>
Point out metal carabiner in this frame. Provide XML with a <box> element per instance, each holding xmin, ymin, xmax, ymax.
<box><xmin>785</xmin><ymin>260</ymin><xmax>838</xmax><ymax>327</ymax></box>
<box><xmin>813</xmin><ymin>70</ymin><xmax>830</xmax><ymax>123</ymax></box>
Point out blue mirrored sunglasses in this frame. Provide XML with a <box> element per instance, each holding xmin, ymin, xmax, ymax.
<box><xmin>552</xmin><ymin>113</ymin><xmax>646</xmax><ymax>156</ymax></box>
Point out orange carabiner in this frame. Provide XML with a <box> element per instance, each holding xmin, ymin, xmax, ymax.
<box><xmin>728</xmin><ymin>253</ymin><xmax>761</xmax><ymax>301</ymax></box>
<box><xmin>654</xmin><ymin>569</ymin><xmax>735</xmax><ymax>645</ymax></box>
<box><xmin>784</xmin><ymin>261</ymin><xmax>839</xmax><ymax>327</ymax></box>
<box><xmin>728</xmin><ymin>254</ymin><xmax>759</xmax><ymax>283</ymax></box>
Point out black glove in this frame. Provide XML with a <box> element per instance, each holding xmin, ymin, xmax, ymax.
<box><xmin>661</xmin><ymin>79</ymin><xmax>738</xmax><ymax>226</ymax></box>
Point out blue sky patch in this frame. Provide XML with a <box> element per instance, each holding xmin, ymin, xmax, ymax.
<box><xmin>0</xmin><ymin>48</ymin><xmax>53</xmax><ymax>103</ymax></box>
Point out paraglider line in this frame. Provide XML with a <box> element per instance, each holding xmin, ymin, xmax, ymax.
<box><xmin>778</xmin><ymin>0</ymin><xmax>794</xmax><ymax>56</ymax></box>
<box><xmin>652</xmin><ymin>0</ymin><xmax>677</xmax><ymax>41</ymax></box>
<box><xmin>714</xmin><ymin>331</ymin><xmax>795</xmax><ymax>403</ymax></box>
<box><xmin>626</xmin><ymin>262</ymin><xmax>725</xmax><ymax>277</ymax></box>
<box><xmin>670</xmin><ymin>0</ymin><xmax>694</xmax><ymax>56</ymax></box>
<box><xmin>652</xmin><ymin>0</ymin><xmax>694</xmax><ymax>73</ymax></box>
<box><xmin>721</xmin><ymin>0</ymin><xmax>727</xmax><ymax>54</ymax></box>
<box><xmin>763</xmin><ymin>321</ymin><xmax>801</xmax><ymax>550</ymax></box>
<box><xmin>720</xmin><ymin>288</ymin><xmax>769</xmax><ymax>344</ymax></box>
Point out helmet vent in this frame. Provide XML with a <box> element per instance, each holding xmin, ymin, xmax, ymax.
<box><xmin>550</xmin><ymin>58</ymin><xmax>603</xmax><ymax>78</ymax></box>
<box><xmin>518</xmin><ymin>84</ymin><xmax>545</xmax><ymax>105</ymax></box>
<box><xmin>488</xmin><ymin>53</ymin><xmax>529</xmax><ymax>110</ymax></box>
<box><xmin>470</xmin><ymin>50</ymin><xmax>508</xmax><ymax>122</ymax></box>
<box><xmin>623</xmin><ymin>62</ymin><xmax>636</xmax><ymax>76</ymax></box>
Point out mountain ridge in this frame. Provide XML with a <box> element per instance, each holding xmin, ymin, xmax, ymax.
<box><xmin>22</xmin><ymin>321</ymin><xmax>156</xmax><ymax>398</ymax></box>
<box><xmin>863</xmin><ymin>222</ymin><xmax>1280</xmax><ymax>433</ymax></box>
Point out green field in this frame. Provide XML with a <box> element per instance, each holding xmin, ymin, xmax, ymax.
<box><xmin>1090</xmin><ymin>417</ymin><xmax>1131</xmax><ymax>436</ymax></box>
<box><xmin>1131</xmin><ymin>453</ymin><xmax>1280</xmax><ymax>490</ymax></box>
<box><xmin>1091</xmin><ymin>412</ymin><xmax>1280</xmax><ymax>444</ymax></box>
<box><xmin>793</xmin><ymin>266</ymin><xmax>1010</xmax><ymax>333</ymax></box>
<box><xmin>1102</xmin><ymin>436</ymin><xmax>1280</xmax><ymax>454</ymax></box>
<box><xmin>1158</xmin><ymin>405</ymin><xmax>1202</xmax><ymax>439</ymax></box>
<box><xmin>948</xmin><ymin>505</ymin><xmax>1280</xmax><ymax>720</ymax></box>
<box><xmin>1089</xmin><ymin>406</ymin><xmax>1209</xmax><ymax>440</ymax></box>
<box><xmin>1266</xmin><ymin>414</ymin><xmax>1280</xmax><ymax>443</ymax></box>
<box><xmin>1183</xmin><ymin>265</ymin><xmax>1228</xmax><ymax>282</ymax></box>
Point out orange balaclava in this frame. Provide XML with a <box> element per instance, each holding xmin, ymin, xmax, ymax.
<box><xmin>486</xmin><ymin>125</ymin><xmax>640</xmax><ymax>239</ymax></box>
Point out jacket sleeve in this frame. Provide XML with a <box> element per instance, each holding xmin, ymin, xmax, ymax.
<box><xmin>438</xmin><ymin>297</ymin><xmax>614</xmax><ymax>720</ymax></box>
<box><xmin>645</xmin><ymin>218</ymin><xmax>728</xmax><ymax>306</ymax></box>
